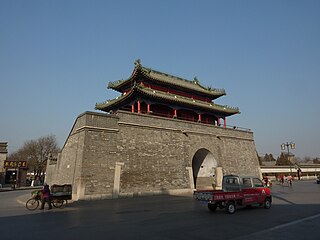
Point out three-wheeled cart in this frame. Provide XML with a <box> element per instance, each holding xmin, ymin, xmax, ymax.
<box><xmin>26</xmin><ymin>184</ymin><xmax>72</xmax><ymax>210</ymax></box>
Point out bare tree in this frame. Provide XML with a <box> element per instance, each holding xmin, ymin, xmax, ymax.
<box><xmin>303</xmin><ymin>156</ymin><xmax>312</xmax><ymax>163</ymax></box>
<box><xmin>263</xmin><ymin>153</ymin><xmax>276</xmax><ymax>162</ymax></box>
<box><xmin>276</xmin><ymin>152</ymin><xmax>292</xmax><ymax>166</ymax></box>
<box><xmin>314</xmin><ymin>158</ymin><xmax>320</xmax><ymax>164</ymax></box>
<box><xmin>9</xmin><ymin>135</ymin><xmax>60</xmax><ymax>180</ymax></box>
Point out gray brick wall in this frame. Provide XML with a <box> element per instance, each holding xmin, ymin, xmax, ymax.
<box><xmin>46</xmin><ymin>111</ymin><xmax>260</xmax><ymax>200</ymax></box>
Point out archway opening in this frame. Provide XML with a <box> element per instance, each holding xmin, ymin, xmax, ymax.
<box><xmin>192</xmin><ymin>148</ymin><xmax>217</xmax><ymax>190</ymax></box>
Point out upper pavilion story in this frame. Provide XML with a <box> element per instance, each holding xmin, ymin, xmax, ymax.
<box><xmin>95</xmin><ymin>60</ymin><xmax>240</xmax><ymax>128</ymax></box>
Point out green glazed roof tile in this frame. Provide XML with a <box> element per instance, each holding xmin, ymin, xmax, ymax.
<box><xmin>108</xmin><ymin>60</ymin><xmax>226</xmax><ymax>99</ymax></box>
<box><xmin>96</xmin><ymin>84</ymin><xmax>239</xmax><ymax>116</ymax></box>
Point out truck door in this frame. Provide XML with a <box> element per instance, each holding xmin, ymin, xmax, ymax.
<box><xmin>252</xmin><ymin>178</ymin><xmax>266</xmax><ymax>203</ymax></box>
<box><xmin>242</xmin><ymin>177</ymin><xmax>261</xmax><ymax>205</ymax></box>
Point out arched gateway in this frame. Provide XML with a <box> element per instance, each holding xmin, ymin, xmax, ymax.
<box><xmin>192</xmin><ymin>148</ymin><xmax>217</xmax><ymax>189</ymax></box>
<box><xmin>45</xmin><ymin>61</ymin><xmax>261</xmax><ymax>200</ymax></box>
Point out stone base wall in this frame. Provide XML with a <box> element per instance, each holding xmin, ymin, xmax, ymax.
<box><xmin>46</xmin><ymin>111</ymin><xmax>260</xmax><ymax>200</ymax></box>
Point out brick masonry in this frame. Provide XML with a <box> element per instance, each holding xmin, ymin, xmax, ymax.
<box><xmin>45</xmin><ymin>111</ymin><xmax>261</xmax><ymax>200</ymax></box>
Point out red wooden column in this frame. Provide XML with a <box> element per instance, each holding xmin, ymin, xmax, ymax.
<box><xmin>223</xmin><ymin>117</ymin><xmax>226</xmax><ymax>128</ymax></box>
<box><xmin>137</xmin><ymin>100</ymin><xmax>141</xmax><ymax>113</ymax></box>
<box><xmin>198</xmin><ymin>114</ymin><xmax>201</xmax><ymax>122</ymax></box>
<box><xmin>131</xmin><ymin>103</ymin><xmax>135</xmax><ymax>113</ymax></box>
<box><xmin>217</xmin><ymin>117</ymin><xmax>221</xmax><ymax>126</ymax></box>
<box><xmin>174</xmin><ymin>109</ymin><xmax>177</xmax><ymax>118</ymax></box>
<box><xmin>147</xmin><ymin>104</ymin><xmax>150</xmax><ymax>114</ymax></box>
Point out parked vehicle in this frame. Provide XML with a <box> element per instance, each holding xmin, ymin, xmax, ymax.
<box><xmin>194</xmin><ymin>175</ymin><xmax>272</xmax><ymax>214</ymax></box>
<box><xmin>316</xmin><ymin>175</ymin><xmax>320</xmax><ymax>184</ymax></box>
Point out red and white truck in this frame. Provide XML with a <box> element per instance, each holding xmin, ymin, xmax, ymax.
<box><xmin>194</xmin><ymin>175</ymin><xmax>272</xmax><ymax>214</ymax></box>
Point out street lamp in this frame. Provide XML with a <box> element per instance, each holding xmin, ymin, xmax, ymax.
<box><xmin>281</xmin><ymin>142</ymin><xmax>295</xmax><ymax>173</ymax></box>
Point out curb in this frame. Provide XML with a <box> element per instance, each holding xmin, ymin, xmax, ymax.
<box><xmin>0</xmin><ymin>186</ymin><xmax>42</xmax><ymax>193</ymax></box>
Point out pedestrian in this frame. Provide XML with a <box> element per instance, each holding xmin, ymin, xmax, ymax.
<box><xmin>280</xmin><ymin>175</ymin><xmax>284</xmax><ymax>185</ymax></box>
<box><xmin>263</xmin><ymin>176</ymin><xmax>269</xmax><ymax>187</ymax></box>
<box><xmin>40</xmin><ymin>183</ymin><xmax>52</xmax><ymax>210</ymax></box>
<box><xmin>287</xmin><ymin>175</ymin><xmax>293</xmax><ymax>187</ymax></box>
<box><xmin>297</xmin><ymin>168</ymin><xmax>302</xmax><ymax>180</ymax></box>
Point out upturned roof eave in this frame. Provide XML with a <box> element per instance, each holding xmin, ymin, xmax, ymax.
<box><xmin>107</xmin><ymin>64</ymin><xmax>226</xmax><ymax>99</ymax></box>
<box><xmin>139</xmin><ymin>67</ymin><xmax>226</xmax><ymax>99</ymax></box>
<box><xmin>95</xmin><ymin>89</ymin><xmax>135</xmax><ymax>111</ymax></box>
<box><xmin>137</xmin><ymin>86</ymin><xmax>239</xmax><ymax>116</ymax></box>
<box><xmin>96</xmin><ymin>85</ymin><xmax>239</xmax><ymax>116</ymax></box>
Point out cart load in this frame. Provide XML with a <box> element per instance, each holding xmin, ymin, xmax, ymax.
<box><xmin>50</xmin><ymin>184</ymin><xmax>72</xmax><ymax>200</ymax></box>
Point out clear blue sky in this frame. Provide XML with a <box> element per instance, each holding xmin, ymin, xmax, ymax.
<box><xmin>1</xmin><ymin>0</ymin><xmax>319</xmax><ymax>159</ymax></box>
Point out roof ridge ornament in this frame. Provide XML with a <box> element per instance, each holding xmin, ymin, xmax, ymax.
<box><xmin>134</xmin><ymin>59</ymin><xmax>142</xmax><ymax>68</ymax></box>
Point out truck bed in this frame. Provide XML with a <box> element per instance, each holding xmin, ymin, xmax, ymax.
<box><xmin>194</xmin><ymin>190</ymin><xmax>243</xmax><ymax>202</ymax></box>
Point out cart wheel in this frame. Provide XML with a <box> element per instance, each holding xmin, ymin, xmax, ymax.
<box><xmin>226</xmin><ymin>202</ymin><xmax>236</xmax><ymax>214</ymax></box>
<box><xmin>26</xmin><ymin>198</ymin><xmax>39</xmax><ymax>211</ymax></box>
<box><xmin>208</xmin><ymin>203</ymin><xmax>217</xmax><ymax>212</ymax></box>
<box><xmin>60</xmin><ymin>200</ymin><xmax>67</xmax><ymax>208</ymax></box>
<box><xmin>53</xmin><ymin>200</ymin><xmax>64</xmax><ymax>208</ymax></box>
<box><xmin>264</xmin><ymin>198</ymin><xmax>272</xmax><ymax>209</ymax></box>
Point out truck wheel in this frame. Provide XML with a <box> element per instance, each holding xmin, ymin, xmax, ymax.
<box><xmin>264</xmin><ymin>198</ymin><xmax>272</xmax><ymax>209</ymax></box>
<box><xmin>208</xmin><ymin>203</ymin><xmax>217</xmax><ymax>212</ymax></box>
<box><xmin>226</xmin><ymin>202</ymin><xmax>236</xmax><ymax>214</ymax></box>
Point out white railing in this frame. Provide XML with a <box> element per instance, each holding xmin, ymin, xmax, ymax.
<box><xmin>260</xmin><ymin>165</ymin><xmax>320</xmax><ymax>180</ymax></box>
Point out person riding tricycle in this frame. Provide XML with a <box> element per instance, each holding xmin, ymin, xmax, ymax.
<box><xmin>26</xmin><ymin>184</ymin><xmax>72</xmax><ymax>210</ymax></box>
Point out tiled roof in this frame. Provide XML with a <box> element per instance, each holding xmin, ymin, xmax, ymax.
<box><xmin>108</xmin><ymin>60</ymin><xmax>226</xmax><ymax>99</ymax></box>
<box><xmin>96</xmin><ymin>84</ymin><xmax>239</xmax><ymax>116</ymax></box>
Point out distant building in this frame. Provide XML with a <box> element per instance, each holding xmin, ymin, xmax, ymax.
<box><xmin>261</xmin><ymin>164</ymin><xmax>320</xmax><ymax>180</ymax></box>
<box><xmin>0</xmin><ymin>142</ymin><xmax>28</xmax><ymax>187</ymax></box>
<box><xmin>0</xmin><ymin>142</ymin><xmax>8</xmax><ymax>186</ymax></box>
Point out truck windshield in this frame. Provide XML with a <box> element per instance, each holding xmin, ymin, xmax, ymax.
<box><xmin>252</xmin><ymin>178</ymin><xmax>264</xmax><ymax>187</ymax></box>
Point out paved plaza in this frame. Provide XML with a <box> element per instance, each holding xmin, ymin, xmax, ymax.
<box><xmin>0</xmin><ymin>180</ymin><xmax>320</xmax><ymax>240</ymax></box>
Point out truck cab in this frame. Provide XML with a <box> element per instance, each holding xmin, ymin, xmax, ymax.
<box><xmin>223</xmin><ymin>175</ymin><xmax>265</xmax><ymax>192</ymax></box>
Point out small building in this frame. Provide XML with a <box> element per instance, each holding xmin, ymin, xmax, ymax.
<box><xmin>0</xmin><ymin>142</ymin><xmax>8</xmax><ymax>186</ymax></box>
<box><xmin>46</xmin><ymin>61</ymin><xmax>260</xmax><ymax>200</ymax></box>
<box><xmin>0</xmin><ymin>143</ymin><xmax>28</xmax><ymax>187</ymax></box>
